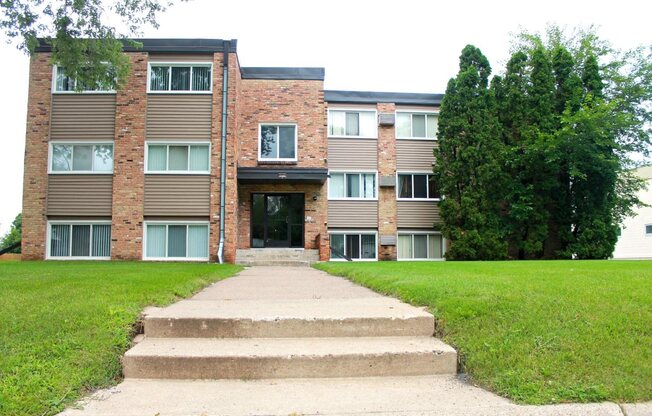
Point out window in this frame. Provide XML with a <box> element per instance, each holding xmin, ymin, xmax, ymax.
<box><xmin>148</xmin><ymin>64</ymin><xmax>212</xmax><ymax>92</ymax></box>
<box><xmin>53</xmin><ymin>65</ymin><xmax>115</xmax><ymax>92</ymax></box>
<box><xmin>646</xmin><ymin>225</ymin><xmax>652</xmax><ymax>236</ymax></box>
<box><xmin>144</xmin><ymin>223</ymin><xmax>209</xmax><ymax>260</ymax></box>
<box><xmin>330</xmin><ymin>233</ymin><xmax>377</xmax><ymax>260</ymax></box>
<box><xmin>50</xmin><ymin>143</ymin><xmax>113</xmax><ymax>173</ymax></box>
<box><xmin>397</xmin><ymin>173</ymin><xmax>440</xmax><ymax>199</ymax></box>
<box><xmin>328</xmin><ymin>110</ymin><xmax>376</xmax><ymax>137</ymax></box>
<box><xmin>48</xmin><ymin>222</ymin><xmax>111</xmax><ymax>259</ymax></box>
<box><xmin>329</xmin><ymin>172</ymin><xmax>377</xmax><ymax>199</ymax></box>
<box><xmin>146</xmin><ymin>143</ymin><xmax>210</xmax><ymax>173</ymax></box>
<box><xmin>259</xmin><ymin>124</ymin><xmax>297</xmax><ymax>161</ymax></box>
<box><xmin>396</xmin><ymin>112</ymin><xmax>438</xmax><ymax>139</ymax></box>
<box><xmin>397</xmin><ymin>233</ymin><xmax>443</xmax><ymax>260</ymax></box>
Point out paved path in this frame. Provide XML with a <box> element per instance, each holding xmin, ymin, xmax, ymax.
<box><xmin>60</xmin><ymin>266</ymin><xmax>650</xmax><ymax>416</ymax></box>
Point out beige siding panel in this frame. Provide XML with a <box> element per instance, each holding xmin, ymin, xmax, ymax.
<box><xmin>328</xmin><ymin>139</ymin><xmax>377</xmax><ymax>170</ymax></box>
<box><xmin>146</xmin><ymin>95</ymin><xmax>212</xmax><ymax>140</ymax></box>
<box><xmin>144</xmin><ymin>175</ymin><xmax>210</xmax><ymax>216</ymax></box>
<box><xmin>328</xmin><ymin>200</ymin><xmax>378</xmax><ymax>228</ymax></box>
<box><xmin>396</xmin><ymin>140</ymin><xmax>437</xmax><ymax>171</ymax></box>
<box><xmin>397</xmin><ymin>201</ymin><xmax>441</xmax><ymax>229</ymax></box>
<box><xmin>47</xmin><ymin>175</ymin><xmax>113</xmax><ymax>216</ymax></box>
<box><xmin>148</xmin><ymin>54</ymin><xmax>214</xmax><ymax>62</ymax></box>
<box><xmin>50</xmin><ymin>94</ymin><xmax>116</xmax><ymax>140</ymax></box>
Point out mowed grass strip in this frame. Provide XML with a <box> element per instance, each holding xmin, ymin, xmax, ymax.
<box><xmin>0</xmin><ymin>261</ymin><xmax>241</xmax><ymax>416</ymax></box>
<box><xmin>315</xmin><ymin>260</ymin><xmax>652</xmax><ymax>404</ymax></box>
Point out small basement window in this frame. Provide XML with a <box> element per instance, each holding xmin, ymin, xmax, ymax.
<box><xmin>144</xmin><ymin>223</ymin><xmax>209</xmax><ymax>261</ymax></box>
<box><xmin>329</xmin><ymin>233</ymin><xmax>377</xmax><ymax>260</ymax></box>
<box><xmin>48</xmin><ymin>222</ymin><xmax>111</xmax><ymax>259</ymax></box>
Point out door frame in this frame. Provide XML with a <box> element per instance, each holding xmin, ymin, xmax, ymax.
<box><xmin>250</xmin><ymin>192</ymin><xmax>305</xmax><ymax>249</ymax></box>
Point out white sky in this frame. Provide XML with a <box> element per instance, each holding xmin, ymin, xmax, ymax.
<box><xmin>0</xmin><ymin>0</ymin><xmax>651</xmax><ymax>234</ymax></box>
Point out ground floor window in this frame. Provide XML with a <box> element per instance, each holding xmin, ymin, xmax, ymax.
<box><xmin>48</xmin><ymin>222</ymin><xmax>111</xmax><ymax>259</ymax></box>
<box><xmin>329</xmin><ymin>232</ymin><xmax>377</xmax><ymax>260</ymax></box>
<box><xmin>144</xmin><ymin>222</ymin><xmax>209</xmax><ymax>261</ymax></box>
<box><xmin>397</xmin><ymin>233</ymin><xmax>443</xmax><ymax>260</ymax></box>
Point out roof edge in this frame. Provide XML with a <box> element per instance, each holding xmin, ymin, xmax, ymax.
<box><xmin>241</xmin><ymin>67</ymin><xmax>325</xmax><ymax>81</ymax></box>
<box><xmin>35</xmin><ymin>38</ymin><xmax>238</xmax><ymax>53</ymax></box>
<box><xmin>324</xmin><ymin>90</ymin><xmax>444</xmax><ymax>106</ymax></box>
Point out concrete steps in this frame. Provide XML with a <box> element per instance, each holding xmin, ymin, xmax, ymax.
<box><xmin>236</xmin><ymin>248</ymin><xmax>319</xmax><ymax>266</ymax></box>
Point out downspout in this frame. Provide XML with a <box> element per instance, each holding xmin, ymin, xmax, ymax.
<box><xmin>217</xmin><ymin>40</ymin><xmax>230</xmax><ymax>264</ymax></box>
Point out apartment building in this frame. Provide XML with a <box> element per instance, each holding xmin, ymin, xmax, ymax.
<box><xmin>21</xmin><ymin>38</ymin><xmax>444</xmax><ymax>264</ymax></box>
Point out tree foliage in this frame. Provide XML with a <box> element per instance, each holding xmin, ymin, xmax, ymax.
<box><xmin>1</xmin><ymin>213</ymin><xmax>22</xmax><ymax>254</ymax></box>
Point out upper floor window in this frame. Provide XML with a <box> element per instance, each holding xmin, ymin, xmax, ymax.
<box><xmin>329</xmin><ymin>172</ymin><xmax>377</xmax><ymax>199</ymax></box>
<box><xmin>50</xmin><ymin>143</ymin><xmax>113</xmax><ymax>173</ymax></box>
<box><xmin>328</xmin><ymin>110</ymin><xmax>376</xmax><ymax>138</ymax></box>
<box><xmin>396</xmin><ymin>112</ymin><xmax>438</xmax><ymax>139</ymax></box>
<box><xmin>397</xmin><ymin>173</ymin><xmax>440</xmax><ymax>200</ymax></box>
<box><xmin>53</xmin><ymin>66</ymin><xmax>115</xmax><ymax>93</ymax></box>
<box><xmin>259</xmin><ymin>124</ymin><xmax>297</xmax><ymax>161</ymax></box>
<box><xmin>148</xmin><ymin>63</ymin><xmax>212</xmax><ymax>93</ymax></box>
<box><xmin>146</xmin><ymin>143</ymin><xmax>210</xmax><ymax>173</ymax></box>
<box><xmin>646</xmin><ymin>224</ymin><xmax>652</xmax><ymax>236</ymax></box>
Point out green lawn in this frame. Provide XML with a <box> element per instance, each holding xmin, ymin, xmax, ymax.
<box><xmin>0</xmin><ymin>261</ymin><xmax>241</xmax><ymax>416</ymax></box>
<box><xmin>315</xmin><ymin>260</ymin><xmax>652</xmax><ymax>404</ymax></box>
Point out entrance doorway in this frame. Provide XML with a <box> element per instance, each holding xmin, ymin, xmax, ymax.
<box><xmin>251</xmin><ymin>193</ymin><xmax>304</xmax><ymax>248</ymax></box>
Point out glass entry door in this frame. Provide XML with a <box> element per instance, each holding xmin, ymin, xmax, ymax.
<box><xmin>251</xmin><ymin>193</ymin><xmax>304</xmax><ymax>248</ymax></box>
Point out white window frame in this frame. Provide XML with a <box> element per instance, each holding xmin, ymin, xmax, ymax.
<box><xmin>396</xmin><ymin>171</ymin><xmax>440</xmax><ymax>201</ymax></box>
<box><xmin>51</xmin><ymin>65</ymin><xmax>116</xmax><ymax>94</ymax></box>
<box><xmin>46</xmin><ymin>220</ymin><xmax>112</xmax><ymax>260</ymax></box>
<box><xmin>395</xmin><ymin>110</ymin><xmax>439</xmax><ymax>140</ymax></box>
<box><xmin>327</xmin><ymin>108</ymin><xmax>378</xmax><ymax>139</ymax></box>
<box><xmin>646</xmin><ymin>224</ymin><xmax>652</xmax><ymax>236</ymax></box>
<box><xmin>144</xmin><ymin>141</ymin><xmax>211</xmax><ymax>174</ymax></box>
<box><xmin>328</xmin><ymin>170</ymin><xmax>378</xmax><ymax>201</ymax></box>
<box><xmin>328</xmin><ymin>230</ymin><xmax>378</xmax><ymax>261</ymax></box>
<box><xmin>257</xmin><ymin>123</ymin><xmax>299</xmax><ymax>162</ymax></box>
<box><xmin>143</xmin><ymin>221</ymin><xmax>210</xmax><ymax>262</ymax></box>
<box><xmin>147</xmin><ymin>62</ymin><xmax>213</xmax><ymax>94</ymax></box>
<box><xmin>396</xmin><ymin>231</ymin><xmax>446</xmax><ymax>261</ymax></box>
<box><xmin>48</xmin><ymin>141</ymin><xmax>115</xmax><ymax>174</ymax></box>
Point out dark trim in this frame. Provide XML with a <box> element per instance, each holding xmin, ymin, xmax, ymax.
<box><xmin>35</xmin><ymin>38</ymin><xmax>238</xmax><ymax>53</ymax></box>
<box><xmin>325</xmin><ymin>90</ymin><xmax>443</xmax><ymax>106</ymax></box>
<box><xmin>241</xmin><ymin>67</ymin><xmax>325</xmax><ymax>80</ymax></box>
<box><xmin>238</xmin><ymin>167</ymin><xmax>328</xmax><ymax>184</ymax></box>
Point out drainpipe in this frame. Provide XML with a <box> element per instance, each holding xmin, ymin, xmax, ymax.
<box><xmin>217</xmin><ymin>40</ymin><xmax>230</xmax><ymax>264</ymax></box>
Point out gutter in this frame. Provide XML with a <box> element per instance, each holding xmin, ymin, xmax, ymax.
<box><xmin>217</xmin><ymin>41</ymin><xmax>230</xmax><ymax>264</ymax></box>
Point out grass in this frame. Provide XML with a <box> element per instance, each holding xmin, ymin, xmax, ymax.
<box><xmin>0</xmin><ymin>261</ymin><xmax>241</xmax><ymax>416</ymax></box>
<box><xmin>315</xmin><ymin>260</ymin><xmax>652</xmax><ymax>405</ymax></box>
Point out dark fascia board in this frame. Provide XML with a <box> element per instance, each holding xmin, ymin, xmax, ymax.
<box><xmin>241</xmin><ymin>67</ymin><xmax>325</xmax><ymax>81</ymax></box>
<box><xmin>35</xmin><ymin>38</ymin><xmax>238</xmax><ymax>53</ymax></box>
<box><xmin>324</xmin><ymin>90</ymin><xmax>444</xmax><ymax>106</ymax></box>
<box><xmin>237</xmin><ymin>167</ymin><xmax>328</xmax><ymax>184</ymax></box>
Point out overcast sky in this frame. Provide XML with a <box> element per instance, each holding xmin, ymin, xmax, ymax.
<box><xmin>0</xmin><ymin>0</ymin><xmax>651</xmax><ymax>235</ymax></box>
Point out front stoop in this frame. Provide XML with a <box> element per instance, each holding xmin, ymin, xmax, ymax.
<box><xmin>235</xmin><ymin>248</ymin><xmax>319</xmax><ymax>266</ymax></box>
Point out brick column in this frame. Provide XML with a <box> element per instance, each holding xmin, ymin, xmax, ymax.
<box><xmin>377</xmin><ymin>103</ymin><xmax>397</xmax><ymax>260</ymax></box>
<box><xmin>223</xmin><ymin>52</ymin><xmax>241</xmax><ymax>263</ymax></box>
<box><xmin>111</xmin><ymin>53</ymin><xmax>148</xmax><ymax>260</ymax></box>
<box><xmin>209</xmin><ymin>52</ymin><xmax>224</xmax><ymax>262</ymax></box>
<box><xmin>21</xmin><ymin>54</ymin><xmax>52</xmax><ymax>260</ymax></box>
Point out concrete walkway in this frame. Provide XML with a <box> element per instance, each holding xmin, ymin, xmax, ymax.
<box><xmin>60</xmin><ymin>266</ymin><xmax>650</xmax><ymax>416</ymax></box>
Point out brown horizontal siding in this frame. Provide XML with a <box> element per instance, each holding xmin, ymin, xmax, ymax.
<box><xmin>50</xmin><ymin>94</ymin><xmax>116</xmax><ymax>140</ymax></box>
<box><xmin>144</xmin><ymin>175</ymin><xmax>210</xmax><ymax>216</ymax></box>
<box><xmin>328</xmin><ymin>200</ymin><xmax>378</xmax><ymax>228</ymax></box>
<box><xmin>397</xmin><ymin>200</ymin><xmax>440</xmax><ymax>229</ymax></box>
<box><xmin>148</xmin><ymin>54</ymin><xmax>214</xmax><ymax>62</ymax></box>
<box><xmin>146</xmin><ymin>95</ymin><xmax>212</xmax><ymax>140</ymax></box>
<box><xmin>396</xmin><ymin>139</ymin><xmax>437</xmax><ymax>171</ymax></box>
<box><xmin>47</xmin><ymin>175</ymin><xmax>113</xmax><ymax>216</ymax></box>
<box><xmin>328</xmin><ymin>138</ymin><xmax>377</xmax><ymax>170</ymax></box>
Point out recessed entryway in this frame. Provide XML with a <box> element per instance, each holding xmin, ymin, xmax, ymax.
<box><xmin>251</xmin><ymin>193</ymin><xmax>304</xmax><ymax>248</ymax></box>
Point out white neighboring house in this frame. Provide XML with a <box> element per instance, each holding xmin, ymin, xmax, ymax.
<box><xmin>613</xmin><ymin>165</ymin><xmax>652</xmax><ymax>259</ymax></box>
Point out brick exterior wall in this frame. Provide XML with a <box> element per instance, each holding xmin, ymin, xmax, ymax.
<box><xmin>110</xmin><ymin>53</ymin><xmax>148</xmax><ymax>259</ymax></box>
<box><xmin>21</xmin><ymin>54</ymin><xmax>52</xmax><ymax>259</ymax></box>
<box><xmin>377</xmin><ymin>103</ymin><xmax>397</xmax><ymax>260</ymax></box>
<box><xmin>209</xmin><ymin>52</ymin><xmax>224</xmax><ymax>262</ymax></box>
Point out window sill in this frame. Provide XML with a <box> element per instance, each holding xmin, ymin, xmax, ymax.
<box><xmin>147</xmin><ymin>91</ymin><xmax>213</xmax><ymax>95</ymax></box>
<box><xmin>46</xmin><ymin>257</ymin><xmax>111</xmax><ymax>260</ymax></box>
<box><xmin>145</xmin><ymin>171</ymin><xmax>210</xmax><ymax>175</ymax></box>
<box><xmin>48</xmin><ymin>171</ymin><xmax>114</xmax><ymax>175</ymax></box>
<box><xmin>396</xmin><ymin>137</ymin><xmax>437</xmax><ymax>141</ymax></box>
<box><xmin>328</xmin><ymin>136</ymin><xmax>378</xmax><ymax>140</ymax></box>
<box><xmin>397</xmin><ymin>198</ymin><xmax>441</xmax><ymax>202</ymax></box>
<box><xmin>143</xmin><ymin>257</ymin><xmax>209</xmax><ymax>262</ymax></box>
<box><xmin>328</xmin><ymin>198</ymin><xmax>378</xmax><ymax>201</ymax></box>
<box><xmin>257</xmin><ymin>160</ymin><xmax>298</xmax><ymax>166</ymax></box>
<box><xmin>52</xmin><ymin>91</ymin><xmax>116</xmax><ymax>95</ymax></box>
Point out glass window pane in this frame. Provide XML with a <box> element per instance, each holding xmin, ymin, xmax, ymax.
<box><xmin>428</xmin><ymin>175</ymin><xmax>440</xmax><ymax>199</ymax></box>
<box><xmin>251</xmin><ymin>194</ymin><xmax>265</xmax><ymax>248</ymax></box>
<box><xmin>398</xmin><ymin>175</ymin><xmax>412</xmax><ymax>198</ymax></box>
<box><xmin>429</xmin><ymin>234</ymin><xmax>443</xmax><ymax>259</ymax></box>
<box><xmin>189</xmin><ymin>145</ymin><xmax>209</xmax><ymax>171</ymax></box>
<box><xmin>71</xmin><ymin>224</ymin><xmax>91</xmax><ymax>257</ymax></box>
<box><xmin>363</xmin><ymin>174</ymin><xmax>376</xmax><ymax>198</ymax></box>
<box><xmin>55</xmin><ymin>67</ymin><xmax>74</xmax><ymax>91</ymax></box>
<box><xmin>330</xmin><ymin>234</ymin><xmax>345</xmax><ymax>259</ymax></box>
<box><xmin>148</xmin><ymin>145</ymin><xmax>167</xmax><ymax>171</ymax></box>
<box><xmin>361</xmin><ymin>234</ymin><xmax>376</xmax><ymax>259</ymax></box>
<box><xmin>260</xmin><ymin>125</ymin><xmax>278</xmax><ymax>159</ymax></box>
<box><xmin>329</xmin><ymin>173</ymin><xmax>345</xmax><ymax>198</ymax></box>
<box><xmin>345</xmin><ymin>112</ymin><xmax>359</xmax><ymax>136</ymax></box>
<box><xmin>167</xmin><ymin>225</ymin><xmax>187</xmax><ymax>257</ymax></box>
<box><xmin>359</xmin><ymin>111</ymin><xmax>376</xmax><ymax>137</ymax></box>
<box><xmin>187</xmin><ymin>225</ymin><xmax>208</xmax><ymax>258</ymax></box>
<box><xmin>347</xmin><ymin>174</ymin><xmax>360</xmax><ymax>198</ymax></box>
<box><xmin>398</xmin><ymin>235</ymin><xmax>412</xmax><ymax>259</ymax></box>
<box><xmin>279</xmin><ymin>126</ymin><xmax>296</xmax><ymax>159</ymax></box>
<box><xmin>396</xmin><ymin>113</ymin><xmax>411</xmax><ymax>137</ymax></box>
<box><xmin>427</xmin><ymin>114</ymin><xmax>438</xmax><ymax>138</ymax></box>
<box><xmin>146</xmin><ymin>225</ymin><xmax>166</xmax><ymax>258</ymax></box>
<box><xmin>72</xmin><ymin>145</ymin><xmax>92</xmax><ymax>171</ymax></box>
<box><xmin>169</xmin><ymin>146</ymin><xmax>189</xmax><ymax>171</ymax></box>
<box><xmin>412</xmin><ymin>114</ymin><xmax>426</xmax><ymax>137</ymax></box>
<box><xmin>414</xmin><ymin>235</ymin><xmax>428</xmax><ymax>258</ymax></box>
<box><xmin>346</xmin><ymin>234</ymin><xmax>360</xmax><ymax>259</ymax></box>
<box><xmin>52</xmin><ymin>145</ymin><xmax>73</xmax><ymax>171</ymax></box>
<box><xmin>329</xmin><ymin>111</ymin><xmax>345</xmax><ymax>136</ymax></box>
<box><xmin>93</xmin><ymin>145</ymin><xmax>113</xmax><ymax>172</ymax></box>
<box><xmin>92</xmin><ymin>224</ymin><xmax>111</xmax><ymax>257</ymax></box>
<box><xmin>50</xmin><ymin>224</ymin><xmax>70</xmax><ymax>257</ymax></box>
<box><xmin>150</xmin><ymin>66</ymin><xmax>170</xmax><ymax>91</ymax></box>
<box><xmin>647</xmin><ymin>225</ymin><xmax>652</xmax><ymax>235</ymax></box>
<box><xmin>192</xmin><ymin>66</ymin><xmax>211</xmax><ymax>91</ymax></box>
<box><xmin>171</xmin><ymin>66</ymin><xmax>191</xmax><ymax>91</ymax></box>
<box><xmin>414</xmin><ymin>175</ymin><xmax>428</xmax><ymax>198</ymax></box>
